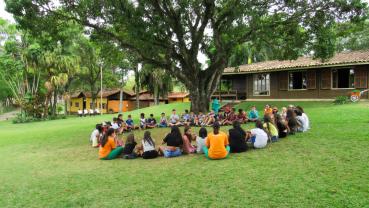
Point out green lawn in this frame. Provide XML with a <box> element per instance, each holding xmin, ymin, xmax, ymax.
<box><xmin>0</xmin><ymin>101</ymin><xmax>368</xmax><ymax>207</ymax></box>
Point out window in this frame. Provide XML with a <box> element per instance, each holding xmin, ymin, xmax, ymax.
<box><xmin>332</xmin><ymin>68</ymin><xmax>355</xmax><ymax>89</ymax></box>
<box><xmin>75</xmin><ymin>102</ymin><xmax>79</xmax><ymax>107</ymax></box>
<box><xmin>289</xmin><ymin>71</ymin><xmax>307</xmax><ymax>90</ymax></box>
<box><xmin>253</xmin><ymin>73</ymin><xmax>270</xmax><ymax>96</ymax></box>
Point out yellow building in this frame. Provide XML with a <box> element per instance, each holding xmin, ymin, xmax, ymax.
<box><xmin>168</xmin><ymin>92</ymin><xmax>190</xmax><ymax>103</ymax></box>
<box><xmin>69</xmin><ymin>90</ymin><xmax>136</xmax><ymax>114</ymax></box>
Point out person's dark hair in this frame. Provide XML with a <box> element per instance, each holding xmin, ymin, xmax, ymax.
<box><xmin>113</xmin><ymin>117</ymin><xmax>117</xmax><ymax>122</ymax></box>
<box><xmin>213</xmin><ymin>122</ymin><xmax>220</xmax><ymax>134</ymax></box>
<box><xmin>128</xmin><ymin>114</ymin><xmax>132</xmax><ymax>118</ymax></box>
<box><xmin>101</xmin><ymin>128</ymin><xmax>115</xmax><ymax>147</ymax></box>
<box><xmin>184</xmin><ymin>125</ymin><xmax>193</xmax><ymax>141</ymax></box>
<box><xmin>96</xmin><ymin>124</ymin><xmax>103</xmax><ymax>133</ymax></box>
<box><xmin>143</xmin><ymin>131</ymin><xmax>155</xmax><ymax>146</ymax></box>
<box><xmin>263</xmin><ymin>114</ymin><xmax>272</xmax><ymax>133</ymax></box>
<box><xmin>161</xmin><ymin>112</ymin><xmax>165</xmax><ymax>115</ymax></box>
<box><xmin>232</xmin><ymin>108</ymin><xmax>236</xmax><ymax>112</ymax></box>
<box><xmin>294</xmin><ymin>109</ymin><xmax>302</xmax><ymax>116</ymax></box>
<box><xmin>199</xmin><ymin>127</ymin><xmax>208</xmax><ymax>138</ymax></box>
<box><xmin>140</xmin><ymin>113</ymin><xmax>145</xmax><ymax>118</ymax></box>
<box><xmin>296</xmin><ymin>106</ymin><xmax>304</xmax><ymax>113</ymax></box>
<box><xmin>238</xmin><ymin>109</ymin><xmax>243</xmax><ymax>114</ymax></box>
<box><xmin>150</xmin><ymin>114</ymin><xmax>154</xmax><ymax>117</ymax></box>
<box><xmin>286</xmin><ymin>109</ymin><xmax>295</xmax><ymax>120</ymax></box>
<box><xmin>255</xmin><ymin>120</ymin><xmax>263</xmax><ymax>129</ymax></box>
<box><xmin>106</xmin><ymin>121</ymin><xmax>112</xmax><ymax>126</ymax></box>
<box><xmin>286</xmin><ymin>109</ymin><xmax>298</xmax><ymax>131</ymax></box>
<box><xmin>232</xmin><ymin>120</ymin><xmax>246</xmax><ymax>135</ymax></box>
<box><xmin>185</xmin><ymin>109</ymin><xmax>189</xmax><ymax>113</ymax></box>
<box><xmin>126</xmin><ymin>133</ymin><xmax>135</xmax><ymax>144</ymax></box>
<box><xmin>170</xmin><ymin>126</ymin><xmax>182</xmax><ymax>141</ymax></box>
<box><xmin>118</xmin><ymin>114</ymin><xmax>122</xmax><ymax>118</ymax></box>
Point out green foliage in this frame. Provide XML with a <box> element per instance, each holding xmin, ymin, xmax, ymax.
<box><xmin>334</xmin><ymin>96</ymin><xmax>350</xmax><ymax>105</ymax></box>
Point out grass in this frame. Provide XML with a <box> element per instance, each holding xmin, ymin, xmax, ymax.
<box><xmin>0</xmin><ymin>101</ymin><xmax>368</xmax><ymax>207</ymax></box>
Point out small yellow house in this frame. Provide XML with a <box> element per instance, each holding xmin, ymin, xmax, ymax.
<box><xmin>69</xmin><ymin>90</ymin><xmax>136</xmax><ymax>114</ymax></box>
<box><xmin>168</xmin><ymin>92</ymin><xmax>190</xmax><ymax>103</ymax></box>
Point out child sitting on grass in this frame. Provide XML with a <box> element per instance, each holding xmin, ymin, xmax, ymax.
<box><xmin>248</xmin><ymin>106</ymin><xmax>259</xmax><ymax>122</ymax></box>
<box><xmin>182</xmin><ymin>126</ymin><xmax>197</xmax><ymax>154</ymax></box>
<box><xmin>123</xmin><ymin>133</ymin><xmax>137</xmax><ymax>159</ymax></box>
<box><xmin>247</xmin><ymin>120</ymin><xmax>268</xmax><ymax>149</ymax></box>
<box><xmin>125</xmin><ymin>115</ymin><xmax>138</xmax><ymax>131</ymax></box>
<box><xmin>196</xmin><ymin>127</ymin><xmax>207</xmax><ymax>154</ymax></box>
<box><xmin>203</xmin><ymin>122</ymin><xmax>230</xmax><ymax>160</ymax></box>
<box><xmin>90</xmin><ymin>124</ymin><xmax>102</xmax><ymax>148</ymax></box>
<box><xmin>140</xmin><ymin>113</ymin><xmax>147</xmax><ymax>129</ymax></box>
<box><xmin>99</xmin><ymin>128</ymin><xmax>124</xmax><ymax>160</ymax></box>
<box><xmin>264</xmin><ymin>104</ymin><xmax>273</xmax><ymax>116</ymax></box>
<box><xmin>141</xmin><ymin>131</ymin><xmax>159</xmax><ymax>159</ymax></box>
<box><xmin>223</xmin><ymin>108</ymin><xmax>237</xmax><ymax>125</ymax></box>
<box><xmin>159</xmin><ymin>112</ymin><xmax>168</xmax><ymax>128</ymax></box>
<box><xmin>237</xmin><ymin>109</ymin><xmax>248</xmax><ymax>124</ymax></box>
<box><xmin>146</xmin><ymin>114</ymin><xmax>157</xmax><ymax>129</ymax></box>
<box><xmin>263</xmin><ymin>115</ymin><xmax>279</xmax><ymax>142</ymax></box>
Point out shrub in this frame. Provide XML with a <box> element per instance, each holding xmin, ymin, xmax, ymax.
<box><xmin>334</xmin><ymin>96</ymin><xmax>349</xmax><ymax>105</ymax></box>
<box><xmin>12</xmin><ymin>113</ymin><xmax>66</xmax><ymax>124</ymax></box>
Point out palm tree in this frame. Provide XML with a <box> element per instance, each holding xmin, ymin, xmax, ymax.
<box><xmin>140</xmin><ymin>64</ymin><xmax>173</xmax><ymax>105</ymax></box>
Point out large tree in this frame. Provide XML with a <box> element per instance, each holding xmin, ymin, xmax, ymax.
<box><xmin>6</xmin><ymin>0</ymin><xmax>367</xmax><ymax>112</ymax></box>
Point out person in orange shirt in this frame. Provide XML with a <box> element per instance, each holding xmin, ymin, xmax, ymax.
<box><xmin>203</xmin><ymin>122</ymin><xmax>230</xmax><ymax>159</ymax></box>
<box><xmin>264</xmin><ymin>104</ymin><xmax>273</xmax><ymax>116</ymax></box>
<box><xmin>99</xmin><ymin>128</ymin><xmax>124</xmax><ymax>160</ymax></box>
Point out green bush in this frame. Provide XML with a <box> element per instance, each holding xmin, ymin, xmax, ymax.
<box><xmin>334</xmin><ymin>96</ymin><xmax>349</xmax><ymax>105</ymax></box>
<box><xmin>12</xmin><ymin>113</ymin><xmax>66</xmax><ymax>124</ymax></box>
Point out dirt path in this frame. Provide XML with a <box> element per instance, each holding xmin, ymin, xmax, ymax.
<box><xmin>0</xmin><ymin>110</ymin><xmax>19</xmax><ymax>121</ymax></box>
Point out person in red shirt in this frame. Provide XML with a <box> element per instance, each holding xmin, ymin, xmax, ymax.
<box><xmin>223</xmin><ymin>108</ymin><xmax>237</xmax><ymax>125</ymax></box>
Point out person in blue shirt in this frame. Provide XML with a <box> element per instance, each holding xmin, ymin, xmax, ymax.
<box><xmin>248</xmin><ymin>106</ymin><xmax>259</xmax><ymax>122</ymax></box>
<box><xmin>125</xmin><ymin>114</ymin><xmax>138</xmax><ymax>131</ymax></box>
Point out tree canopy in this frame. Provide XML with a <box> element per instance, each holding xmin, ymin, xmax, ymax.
<box><xmin>5</xmin><ymin>0</ymin><xmax>369</xmax><ymax>112</ymax></box>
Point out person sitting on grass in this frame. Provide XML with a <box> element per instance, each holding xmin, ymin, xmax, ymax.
<box><xmin>146</xmin><ymin>114</ymin><xmax>157</xmax><ymax>129</ymax></box>
<box><xmin>204</xmin><ymin>110</ymin><xmax>216</xmax><ymax>126</ymax></box>
<box><xmin>237</xmin><ymin>109</ymin><xmax>248</xmax><ymax>124</ymax></box>
<box><xmin>263</xmin><ymin>115</ymin><xmax>279</xmax><ymax>142</ymax></box>
<box><xmin>90</xmin><ymin>124</ymin><xmax>102</xmax><ymax>148</ymax></box>
<box><xmin>228</xmin><ymin>120</ymin><xmax>247</xmax><ymax>153</ymax></box>
<box><xmin>182</xmin><ymin>126</ymin><xmax>197</xmax><ymax>154</ymax></box>
<box><xmin>197</xmin><ymin>112</ymin><xmax>206</xmax><ymax>126</ymax></box>
<box><xmin>182</xmin><ymin>109</ymin><xmax>191</xmax><ymax>126</ymax></box>
<box><xmin>203</xmin><ymin>122</ymin><xmax>230</xmax><ymax>160</ymax></box>
<box><xmin>196</xmin><ymin>127</ymin><xmax>207</xmax><ymax>154</ymax></box>
<box><xmin>274</xmin><ymin>114</ymin><xmax>288</xmax><ymax>138</ymax></box>
<box><xmin>248</xmin><ymin>106</ymin><xmax>259</xmax><ymax>122</ymax></box>
<box><xmin>141</xmin><ymin>131</ymin><xmax>159</xmax><ymax>159</ymax></box>
<box><xmin>159</xmin><ymin>126</ymin><xmax>183</xmax><ymax>158</ymax></box>
<box><xmin>126</xmin><ymin>115</ymin><xmax>138</xmax><ymax>131</ymax></box>
<box><xmin>216</xmin><ymin>110</ymin><xmax>225</xmax><ymax>124</ymax></box>
<box><xmin>99</xmin><ymin>128</ymin><xmax>124</xmax><ymax>160</ymax></box>
<box><xmin>280</xmin><ymin>107</ymin><xmax>287</xmax><ymax>120</ymax></box>
<box><xmin>117</xmin><ymin>114</ymin><xmax>127</xmax><ymax>132</ymax></box>
<box><xmin>223</xmin><ymin>108</ymin><xmax>237</xmax><ymax>125</ymax></box>
<box><xmin>168</xmin><ymin>109</ymin><xmax>182</xmax><ymax>127</ymax></box>
<box><xmin>246</xmin><ymin>120</ymin><xmax>268</xmax><ymax>149</ymax></box>
<box><xmin>112</xmin><ymin>117</ymin><xmax>123</xmax><ymax>134</ymax></box>
<box><xmin>296</xmin><ymin>106</ymin><xmax>310</xmax><ymax>131</ymax></box>
<box><xmin>122</xmin><ymin>133</ymin><xmax>137</xmax><ymax>159</ymax></box>
<box><xmin>286</xmin><ymin>109</ymin><xmax>299</xmax><ymax>135</ymax></box>
<box><xmin>189</xmin><ymin>111</ymin><xmax>196</xmax><ymax>126</ymax></box>
<box><xmin>158</xmin><ymin>112</ymin><xmax>168</xmax><ymax>128</ymax></box>
<box><xmin>139</xmin><ymin>113</ymin><xmax>147</xmax><ymax>129</ymax></box>
<box><xmin>264</xmin><ymin>104</ymin><xmax>273</xmax><ymax>116</ymax></box>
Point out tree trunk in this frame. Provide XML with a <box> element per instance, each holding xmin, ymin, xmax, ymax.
<box><xmin>154</xmin><ymin>85</ymin><xmax>159</xmax><ymax>105</ymax></box>
<box><xmin>189</xmin><ymin>90</ymin><xmax>210</xmax><ymax>113</ymax></box>
<box><xmin>52</xmin><ymin>90</ymin><xmax>57</xmax><ymax>116</ymax></box>
<box><xmin>134</xmin><ymin>66</ymin><xmax>140</xmax><ymax>109</ymax></box>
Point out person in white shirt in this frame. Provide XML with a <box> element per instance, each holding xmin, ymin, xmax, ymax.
<box><xmin>90</xmin><ymin>124</ymin><xmax>102</xmax><ymax>147</ymax></box>
<box><xmin>83</xmin><ymin>109</ymin><xmax>88</xmax><ymax>117</ymax></box>
<box><xmin>141</xmin><ymin>131</ymin><xmax>158</xmax><ymax>159</ymax></box>
<box><xmin>296</xmin><ymin>106</ymin><xmax>310</xmax><ymax>130</ymax></box>
<box><xmin>295</xmin><ymin>108</ymin><xmax>308</xmax><ymax>132</ymax></box>
<box><xmin>196</xmin><ymin>127</ymin><xmax>208</xmax><ymax>154</ymax></box>
<box><xmin>168</xmin><ymin>109</ymin><xmax>182</xmax><ymax>126</ymax></box>
<box><xmin>89</xmin><ymin>109</ymin><xmax>94</xmax><ymax>116</ymax></box>
<box><xmin>247</xmin><ymin>120</ymin><xmax>268</xmax><ymax>149</ymax></box>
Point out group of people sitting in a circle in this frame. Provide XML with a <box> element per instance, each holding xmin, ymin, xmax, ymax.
<box><xmin>89</xmin><ymin>104</ymin><xmax>310</xmax><ymax>160</ymax></box>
